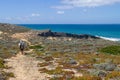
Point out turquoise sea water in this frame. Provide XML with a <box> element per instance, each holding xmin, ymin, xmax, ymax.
<box><xmin>18</xmin><ymin>24</ymin><xmax>120</xmax><ymax>41</ymax></box>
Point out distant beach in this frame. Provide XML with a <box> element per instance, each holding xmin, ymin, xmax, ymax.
<box><xmin>18</xmin><ymin>24</ymin><xmax>120</xmax><ymax>41</ymax></box>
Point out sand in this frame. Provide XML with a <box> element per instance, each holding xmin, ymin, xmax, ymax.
<box><xmin>5</xmin><ymin>53</ymin><xmax>50</xmax><ymax>80</ymax></box>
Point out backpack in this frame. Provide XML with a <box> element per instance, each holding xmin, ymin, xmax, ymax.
<box><xmin>19</xmin><ymin>41</ymin><xmax>25</xmax><ymax>50</ymax></box>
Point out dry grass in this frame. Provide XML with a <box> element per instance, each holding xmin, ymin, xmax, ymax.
<box><xmin>105</xmin><ymin>71</ymin><xmax>120</xmax><ymax>80</ymax></box>
<box><xmin>43</xmin><ymin>56</ymin><xmax>54</xmax><ymax>61</ymax></box>
<box><xmin>50</xmin><ymin>76</ymin><xmax>102</xmax><ymax>80</ymax></box>
<box><xmin>38</xmin><ymin>62</ymin><xmax>53</xmax><ymax>67</ymax></box>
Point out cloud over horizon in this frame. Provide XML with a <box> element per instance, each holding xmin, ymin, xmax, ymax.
<box><xmin>0</xmin><ymin>13</ymin><xmax>41</xmax><ymax>21</ymax></box>
<box><xmin>53</xmin><ymin>0</ymin><xmax>120</xmax><ymax>9</ymax></box>
<box><xmin>0</xmin><ymin>0</ymin><xmax>120</xmax><ymax>24</ymax></box>
<box><xmin>31</xmin><ymin>13</ymin><xmax>40</xmax><ymax>17</ymax></box>
<box><xmin>57</xmin><ymin>11</ymin><xmax>65</xmax><ymax>14</ymax></box>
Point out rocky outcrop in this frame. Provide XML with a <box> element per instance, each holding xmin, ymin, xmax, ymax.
<box><xmin>38</xmin><ymin>30</ymin><xmax>100</xmax><ymax>39</ymax></box>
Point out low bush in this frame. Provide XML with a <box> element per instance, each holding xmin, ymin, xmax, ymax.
<box><xmin>1</xmin><ymin>71</ymin><xmax>14</xmax><ymax>80</ymax></box>
<box><xmin>99</xmin><ymin>45</ymin><xmax>120</xmax><ymax>55</ymax></box>
<box><xmin>50</xmin><ymin>76</ymin><xmax>102</xmax><ymax>80</ymax></box>
<box><xmin>105</xmin><ymin>71</ymin><xmax>120</xmax><ymax>80</ymax></box>
<box><xmin>29</xmin><ymin>45</ymin><xmax>43</xmax><ymax>49</ymax></box>
<box><xmin>0</xmin><ymin>58</ymin><xmax>5</xmax><ymax>68</ymax></box>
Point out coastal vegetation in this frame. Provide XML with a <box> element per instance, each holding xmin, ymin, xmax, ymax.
<box><xmin>37</xmin><ymin>52</ymin><xmax>120</xmax><ymax>80</ymax></box>
<box><xmin>0</xmin><ymin>23</ymin><xmax>120</xmax><ymax>80</ymax></box>
<box><xmin>100</xmin><ymin>45</ymin><xmax>120</xmax><ymax>55</ymax></box>
<box><xmin>0</xmin><ymin>58</ymin><xmax>5</xmax><ymax>68</ymax></box>
<box><xmin>0</xmin><ymin>23</ymin><xmax>30</xmax><ymax>34</ymax></box>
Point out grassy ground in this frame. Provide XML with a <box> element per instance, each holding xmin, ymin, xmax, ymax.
<box><xmin>0</xmin><ymin>23</ymin><xmax>120</xmax><ymax>80</ymax></box>
<box><xmin>100</xmin><ymin>45</ymin><xmax>120</xmax><ymax>55</ymax></box>
<box><xmin>31</xmin><ymin>44</ymin><xmax>120</xmax><ymax>80</ymax></box>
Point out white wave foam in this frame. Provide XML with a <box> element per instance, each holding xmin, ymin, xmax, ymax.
<box><xmin>96</xmin><ymin>36</ymin><xmax>120</xmax><ymax>41</ymax></box>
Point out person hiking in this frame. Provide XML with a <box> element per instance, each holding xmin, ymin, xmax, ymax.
<box><xmin>19</xmin><ymin>40</ymin><xmax>25</xmax><ymax>55</ymax></box>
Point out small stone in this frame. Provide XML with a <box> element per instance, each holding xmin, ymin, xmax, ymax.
<box><xmin>93</xmin><ymin>63</ymin><xmax>107</xmax><ymax>70</ymax></box>
<box><xmin>69</xmin><ymin>59</ymin><xmax>77</xmax><ymax>65</ymax></box>
<box><xmin>74</xmin><ymin>73</ymin><xmax>83</xmax><ymax>77</ymax></box>
<box><xmin>114</xmin><ymin>67</ymin><xmax>120</xmax><ymax>71</ymax></box>
<box><xmin>98</xmin><ymin>71</ymin><xmax>107</xmax><ymax>77</ymax></box>
<box><xmin>88</xmin><ymin>69</ymin><xmax>107</xmax><ymax>77</ymax></box>
<box><xmin>105</xmin><ymin>64</ymin><xmax>116</xmax><ymax>71</ymax></box>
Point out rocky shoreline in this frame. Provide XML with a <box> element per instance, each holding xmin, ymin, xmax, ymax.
<box><xmin>38</xmin><ymin>29</ymin><xmax>100</xmax><ymax>39</ymax></box>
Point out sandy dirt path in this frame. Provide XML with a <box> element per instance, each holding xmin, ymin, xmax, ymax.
<box><xmin>5</xmin><ymin>53</ymin><xmax>50</xmax><ymax>80</ymax></box>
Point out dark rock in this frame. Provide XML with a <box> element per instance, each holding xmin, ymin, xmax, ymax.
<box><xmin>38</xmin><ymin>30</ymin><xmax>100</xmax><ymax>39</ymax></box>
<box><xmin>98</xmin><ymin>71</ymin><xmax>107</xmax><ymax>77</ymax></box>
<box><xmin>69</xmin><ymin>59</ymin><xmax>77</xmax><ymax>65</ymax></box>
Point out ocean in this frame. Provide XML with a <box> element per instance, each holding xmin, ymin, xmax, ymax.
<box><xmin>18</xmin><ymin>24</ymin><xmax>120</xmax><ymax>41</ymax></box>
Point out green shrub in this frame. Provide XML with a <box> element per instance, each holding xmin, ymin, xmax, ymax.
<box><xmin>46</xmin><ymin>67</ymin><xmax>63</xmax><ymax>75</ymax></box>
<box><xmin>105</xmin><ymin>71</ymin><xmax>120</xmax><ymax>80</ymax></box>
<box><xmin>99</xmin><ymin>45</ymin><xmax>120</xmax><ymax>55</ymax></box>
<box><xmin>1</xmin><ymin>71</ymin><xmax>14</xmax><ymax>80</ymax></box>
<box><xmin>0</xmin><ymin>58</ymin><xmax>5</xmax><ymax>68</ymax></box>
<box><xmin>29</xmin><ymin>45</ymin><xmax>43</xmax><ymax>49</ymax></box>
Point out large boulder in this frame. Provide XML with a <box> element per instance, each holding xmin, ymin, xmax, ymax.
<box><xmin>93</xmin><ymin>63</ymin><xmax>116</xmax><ymax>71</ymax></box>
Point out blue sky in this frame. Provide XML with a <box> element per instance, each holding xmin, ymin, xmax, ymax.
<box><xmin>0</xmin><ymin>0</ymin><xmax>120</xmax><ymax>24</ymax></box>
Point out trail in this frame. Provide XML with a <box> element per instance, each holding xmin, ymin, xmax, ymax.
<box><xmin>5</xmin><ymin>53</ymin><xmax>50</xmax><ymax>80</ymax></box>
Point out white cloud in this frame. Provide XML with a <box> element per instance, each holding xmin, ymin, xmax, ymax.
<box><xmin>4</xmin><ymin>17</ymin><xmax>13</xmax><ymax>20</ymax></box>
<box><xmin>53</xmin><ymin>0</ymin><xmax>120</xmax><ymax>9</ymax></box>
<box><xmin>1</xmin><ymin>17</ymin><xmax>29</xmax><ymax>21</ymax></box>
<box><xmin>31</xmin><ymin>13</ymin><xmax>40</xmax><ymax>17</ymax></box>
<box><xmin>0</xmin><ymin>13</ymin><xmax>41</xmax><ymax>21</ymax></box>
<box><xmin>83</xmin><ymin>9</ymin><xmax>87</xmax><ymax>12</ymax></box>
<box><xmin>52</xmin><ymin>5</ymin><xmax>73</xmax><ymax>9</ymax></box>
<box><xmin>57</xmin><ymin>11</ymin><xmax>65</xmax><ymax>14</ymax></box>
